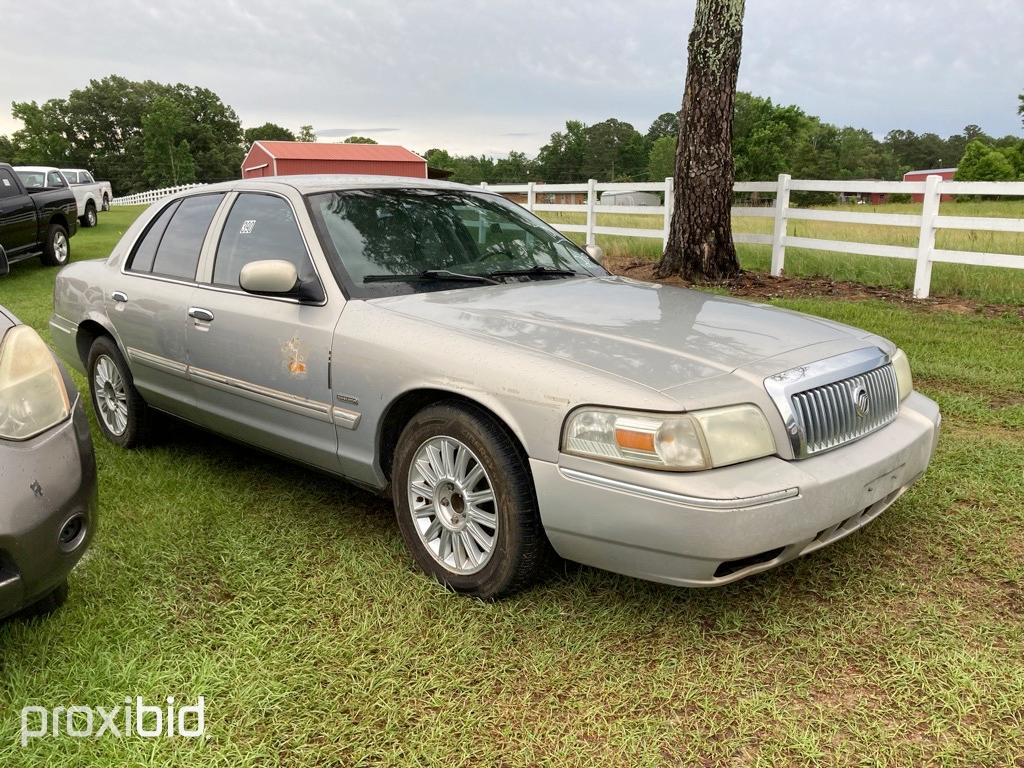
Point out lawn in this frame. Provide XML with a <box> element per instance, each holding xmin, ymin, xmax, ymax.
<box><xmin>543</xmin><ymin>198</ymin><xmax>1024</xmax><ymax>304</ymax></box>
<box><xmin>0</xmin><ymin>206</ymin><xmax>1022</xmax><ymax>765</ymax></box>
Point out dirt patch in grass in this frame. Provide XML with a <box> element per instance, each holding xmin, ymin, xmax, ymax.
<box><xmin>606</xmin><ymin>256</ymin><xmax>1024</xmax><ymax>319</ymax></box>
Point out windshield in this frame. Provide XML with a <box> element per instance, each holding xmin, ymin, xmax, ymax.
<box><xmin>307</xmin><ymin>188</ymin><xmax>606</xmax><ymax>297</ymax></box>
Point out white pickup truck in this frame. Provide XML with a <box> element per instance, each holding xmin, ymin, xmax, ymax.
<box><xmin>61</xmin><ymin>168</ymin><xmax>113</xmax><ymax>221</ymax></box>
<box><xmin>13</xmin><ymin>166</ymin><xmax>108</xmax><ymax>228</ymax></box>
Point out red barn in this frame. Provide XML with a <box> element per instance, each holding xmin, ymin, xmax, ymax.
<box><xmin>241</xmin><ymin>141</ymin><xmax>428</xmax><ymax>179</ymax></box>
<box><xmin>903</xmin><ymin>167</ymin><xmax>957</xmax><ymax>202</ymax></box>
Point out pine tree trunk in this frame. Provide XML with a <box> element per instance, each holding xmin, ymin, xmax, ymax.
<box><xmin>656</xmin><ymin>0</ymin><xmax>745</xmax><ymax>281</ymax></box>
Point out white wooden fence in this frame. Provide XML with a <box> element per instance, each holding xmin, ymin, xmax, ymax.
<box><xmin>111</xmin><ymin>183</ymin><xmax>206</xmax><ymax>207</ymax></box>
<box><xmin>487</xmin><ymin>175</ymin><xmax>1024</xmax><ymax>299</ymax></box>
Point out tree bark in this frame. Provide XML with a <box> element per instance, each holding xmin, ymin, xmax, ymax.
<box><xmin>656</xmin><ymin>0</ymin><xmax>745</xmax><ymax>281</ymax></box>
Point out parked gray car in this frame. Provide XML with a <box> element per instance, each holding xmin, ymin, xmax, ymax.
<box><xmin>0</xmin><ymin>304</ymin><xmax>96</xmax><ymax>620</ymax></box>
<box><xmin>49</xmin><ymin>176</ymin><xmax>940</xmax><ymax>598</ymax></box>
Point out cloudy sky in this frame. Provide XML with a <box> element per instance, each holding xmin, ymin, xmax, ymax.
<box><xmin>1</xmin><ymin>0</ymin><xmax>1021</xmax><ymax>156</ymax></box>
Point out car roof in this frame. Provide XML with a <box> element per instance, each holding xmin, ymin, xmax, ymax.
<box><xmin>13</xmin><ymin>166</ymin><xmax>59</xmax><ymax>173</ymax></box>
<box><xmin>189</xmin><ymin>174</ymin><xmax>484</xmax><ymax>197</ymax></box>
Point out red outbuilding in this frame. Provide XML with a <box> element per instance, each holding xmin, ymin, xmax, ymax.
<box><xmin>903</xmin><ymin>167</ymin><xmax>957</xmax><ymax>202</ymax></box>
<box><xmin>241</xmin><ymin>141</ymin><xmax>428</xmax><ymax>179</ymax></box>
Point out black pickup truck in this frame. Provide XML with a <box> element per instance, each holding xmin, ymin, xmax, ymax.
<box><xmin>0</xmin><ymin>163</ymin><xmax>77</xmax><ymax>276</ymax></box>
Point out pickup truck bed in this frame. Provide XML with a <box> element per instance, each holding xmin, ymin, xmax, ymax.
<box><xmin>0</xmin><ymin>163</ymin><xmax>78</xmax><ymax>274</ymax></box>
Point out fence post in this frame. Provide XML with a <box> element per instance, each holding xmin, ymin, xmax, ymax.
<box><xmin>662</xmin><ymin>177</ymin><xmax>673</xmax><ymax>250</ymax></box>
<box><xmin>913</xmin><ymin>174</ymin><xmax>942</xmax><ymax>299</ymax></box>
<box><xmin>527</xmin><ymin>181</ymin><xmax>535</xmax><ymax>213</ymax></box>
<box><xmin>770</xmin><ymin>173</ymin><xmax>791</xmax><ymax>276</ymax></box>
<box><xmin>585</xmin><ymin>179</ymin><xmax>597</xmax><ymax>246</ymax></box>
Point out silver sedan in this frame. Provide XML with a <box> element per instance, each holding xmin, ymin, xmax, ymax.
<box><xmin>50</xmin><ymin>176</ymin><xmax>940</xmax><ymax>598</ymax></box>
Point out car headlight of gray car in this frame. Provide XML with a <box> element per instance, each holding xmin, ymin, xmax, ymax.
<box><xmin>562</xmin><ymin>404</ymin><xmax>776</xmax><ymax>471</ymax></box>
<box><xmin>0</xmin><ymin>325</ymin><xmax>71</xmax><ymax>441</ymax></box>
<box><xmin>891</xmin><ymin>348</ymin><xmax>913</xmax><ymax>402</ymax></box>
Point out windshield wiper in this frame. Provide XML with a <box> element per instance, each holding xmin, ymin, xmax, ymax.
<box><xmin>487</xmin><ymin>265</ymin><xmax>578</xmax><ymax>279</ymax></box>
<box><xmin>363</xmin><ymin>269</ymin><xmax>499</xmax><ymax>285</ymax></box>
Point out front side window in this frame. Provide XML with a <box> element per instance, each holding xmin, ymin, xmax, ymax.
<box><xmin>46</xmin><ymin>172</ymin><xmax>66</xmax><ymax>188</ymax></box>
<box><xmin>212</xmin><ymin>193</ymin><xmax>315</xmax><ymax>288</ymax></box>
<box><xmin>307</xmin><ymin>188</ymin><xmax>605</xmax><ymax>297</ymax></box>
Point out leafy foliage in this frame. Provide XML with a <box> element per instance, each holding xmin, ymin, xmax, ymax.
<box><xmin>343</xmin><ymin>136</ymin><xmax>378</xmax><ymax>144</ymax></box>
<box><xmin>955</xmin><ymin>140</ymin><xmax>1019</xmax><ymax>181</ymax></box>
<box><xmin>243</xmin><ymin>122</ymin><xmax>297</xmax><ymax>144</ymax></box>
<box><xmin>5</xmin><ymin>76</ymin><xmax>242</xmax><ymax>193</ymax></box>
<box><xmin>297</xmin><ymin>125</ymin><xmax>317</xmax><ymax>143</ymax></box>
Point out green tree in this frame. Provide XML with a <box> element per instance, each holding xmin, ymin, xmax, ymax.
<box><xmin>244</xmin><ymin>122</ymin><xmax>296</xmax><ymax>144</ymax></box>
<box><xmin>1018</xmin><ymin>91</ymin><xmax>1023</xmax><ymax>128</ymax></box>
<box><xmin>646</xmin><ymin>112</ymin><xmax>679</xmax><ymax>144</ymax></box>
<box><xmin>731</xmin><ymin>92</ymin><xmax>810</xmax><ymax>180</ymax></box>
<box><xmin>142</xmin><ymin>97</ymin><xmax>196</xmax><ymax>186</ymax></box>
<box><xmin>535</xmin><ymin>120</ymin><xmax>588</xmax><ymax>182</ymax></box>
<box><xmin>0</xmin><ymin>135</ymin><xmax>18</xmax><ymax>162</ymax></box>
<box><xmin>343</xmin><ymin>136</ymin><xmax>377</xmax><ymax>144</ymax></box>
<box><xmin>492</xmin><ymin>151</ymin><xmax>534</xmax><ymax>183</ymax></box>
<box><xmin>297</xmin><ymin>125</ymin><xmax>316</xmax><ymax>142</ymax></box>
<box><xmin>647</xmin><ymin>135</ymin><xmax>676</xmax><ymax>180</ymax></box>
<box><xmin>582</xmin><ymin>118</ymin><xmax>647</xmax><ymax>180</ymax></box>
<box><xmin>955</xmin><ymin>140</ymin><xmax>1016</xmax><ymax>181</ymax></box>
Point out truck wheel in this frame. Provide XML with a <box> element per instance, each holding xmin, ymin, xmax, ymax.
<box><xmin>80</xmin><ymin>202</ymin><xmax>97</xmax><ymax>228</ymax></box>
<box><xmin>392</xmin><ymin>401</ymin><xmax>551</xmax><ymax>599</ymax></box>
<box><xmin>87</xmin><ymin>335</ymin><xmax>152</xmax><ymax>448</ymax></box>
<box><xmin>40</xmin><ymin>223</ymin><xmax>70</xmax><ymax>267</ymax></box>
<box><xmin>101</xmin><ymin>194</ymin><xmax>110</xmax><ymax>212</ymax></box>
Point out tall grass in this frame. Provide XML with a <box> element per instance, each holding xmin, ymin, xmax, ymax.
<box><xmin>542</xmin><ymin>199</ymin><xmax>1024</xmax><ymax>303</ymax></box>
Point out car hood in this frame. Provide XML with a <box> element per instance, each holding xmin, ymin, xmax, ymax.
<box><xmin>370</xmin><ymin>277</ymin><xmax>873</xmax><ymax>391</ymax></box>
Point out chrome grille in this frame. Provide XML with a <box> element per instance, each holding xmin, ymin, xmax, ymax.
<box><xmin>789</xmin><ymin>364</ymin><xmax>899</xmax><ymax>456</ymax></box>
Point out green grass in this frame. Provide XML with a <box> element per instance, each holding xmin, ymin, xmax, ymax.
<box><xmin>543</xmin><ymin>198</ymin><xmax>1024</xmax><ymax>304</ymax></box>
<box><xmin>0</xmin><ymin>207</ymin><xmax>1022</xmax><ymax>765</ymax></box>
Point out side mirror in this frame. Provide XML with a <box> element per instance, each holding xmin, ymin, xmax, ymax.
<box><xmin>0</xmin><ymin>248</ymin><xmax>9</xmax><ymax>277</ymax></box>
<box><xmin>239</xmin><ymin>260</ymin><xmax>299</xmax><ymax>295</ymax></box>
<box><xmin>585</xmin><ymin>243</ymin><xmax>606</xmax><ymax>267</ymax></box>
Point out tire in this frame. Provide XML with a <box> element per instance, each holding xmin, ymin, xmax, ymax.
<box><xmin>17</xmin><ymin>580</ymin><xmax>69</xmax><ymax>619</ymax></box>
<box><xmin>80</xmin><ymin>202</ymin><xmax>97</xmax><ymax>228</ymax></box>
<box><xmin>392</xmin><ymin>402</ymin><xmax>550</xmax><ymax>599</ymax></box>
<box><xmin>40</xmin><ymin>223</ymin><xmax>70</xmax><ymax>267</ymax></box>
<box><xmin>101</xmin><ymin>194</ymin><xmax>110</xmax><ymax>212</ymax></box>
<box><xmin>87</xmin><ymin>335</ymin><xmax>152</xmax><ymax>448</ymax></box>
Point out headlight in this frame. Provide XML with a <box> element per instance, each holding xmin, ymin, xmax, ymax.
<box><xmin>891</xmin><ymin>348</ymin><xmax>913</xmax><ymax>401</ymax></box>
<box><xmin>562</xmin><ymin>404</ymin><xmax>776</xmax><ymax>471</ymax></box>
<box><xmin>0</xmin><ymin>325</ymin><xmax>70</xmax><ymax>440</ymax></box>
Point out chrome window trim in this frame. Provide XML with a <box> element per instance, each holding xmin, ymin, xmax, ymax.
<box><xmin>764</xmin><ymin>346</ymin><xmax>892</xmax><ymax>458</ymax></box>
<box><xmin>558</xmin><ymin>467</ymin><xmax>799</xmax><ymax>511</ymax></box>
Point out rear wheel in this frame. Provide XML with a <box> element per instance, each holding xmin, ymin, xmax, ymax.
<box><xmin>40</xmin><ymin>223</ymin><xmax>70</xmax><ymax>267</ymax></box>
<box><xmin>87</xmin><ymin>336</ymin><xmax>152</xmax><ymax>448</ymax></box>
<box><xmin>101</xmin><ymin>194</ymin><xmax>110</xmax><ymax>212</ymax></box>
<box><xmin>80</xmin><ymin>202</ymin><xmax>97</xmax><ymax>228</ymax></box>
<box><xmin>393</xmin><ymin>402</ymin><xmax>550</xmax><ymax>598</ymax></box>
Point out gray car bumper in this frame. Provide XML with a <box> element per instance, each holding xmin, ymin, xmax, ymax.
<box><xmin>533</xmin><ymin>391</ymin><xmax>941</xmax><ymax>587</ymax></box>
<box><xmin>0</xmin><ymin>396</ymin><xmax>97</xmax><ymax>619</ymax></box>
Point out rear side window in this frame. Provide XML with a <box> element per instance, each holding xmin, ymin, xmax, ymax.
<box><xmin>82</xmin><ymin>172</ymin><xmax>94</xmax><ymax>183</ymax></box>
<box><xmin>128</xmin><ymin>201</ymin><xmax>181</xmax><ymax>273</ymax></box>
<box><xmin>212</xmin><ymin>193</ymin><xmax>315</xmax><ymax>288</ymax></box>
<box><xmin>0</xmin><ymin>170</ymin><xmax>20</xmax><ymax>199</ymax></box>
<box><xmin>63</xmin><ymin>171</ymin><xmax>79</xmax><ymax>183</ymax></box>
<box><xmin>150</xmin><ymin>194</ymin><xmax>224</xmax><ymax>280</ymax></box>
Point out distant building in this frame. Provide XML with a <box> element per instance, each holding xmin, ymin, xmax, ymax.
<box><xmin>903</xmin><ymin>168</ymin><xmax>957</xmax><ymax>202</ymax></box>
<box><xmin>600</xmin><ymin>190</ymin><xmax>660</xmax><ymax>206</ymax></box>
<box><xmin>241</xmin><ymin>141</ymin><xmax>428</xmax><ymax>179</ymax></box>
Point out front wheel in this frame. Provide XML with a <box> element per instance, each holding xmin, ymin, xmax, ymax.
<box><xmin>392</xmin><ymin>402</ymin><xmax>550</xmax><ymax>599</ymax></box>
<box><xmin>87</xmin><ymin>336</ymin><xmax>152</xmax><ymax>448</ymax></box>
<box><xmin>40</xmin><ymin>223</ymin><xmax>70</xmax><ymax>267</ymax></box>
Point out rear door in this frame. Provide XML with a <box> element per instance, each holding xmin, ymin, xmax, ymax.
<box><xmin>186</xmin><ymin>190</ymin><xmax>342</xmax><ymax>472</ymax></box>
<box><xmin>106</xmin><ymin>193</ymin><xmax>226</xmax><ymax>417</ymax></box>
<box><xmin>0</xmin><ymin>168</ymin><xmax>37</xmax><ymax>254</ymax></box>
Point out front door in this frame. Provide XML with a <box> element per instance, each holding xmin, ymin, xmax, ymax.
<box><xmin>186</xmin><ymin>191</ymin><xmax>341</xmax><ymax>472</ymax></box>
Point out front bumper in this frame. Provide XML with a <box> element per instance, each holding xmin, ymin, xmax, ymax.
<box><xmin>533</xmin><ymin>391</ymin><xmax>940</xmax><ymax>587</ymax></box>
<box><xmin>0</xmin><ymin>396</ymin><xmax>97</xmax><ymax>619</ymax></box>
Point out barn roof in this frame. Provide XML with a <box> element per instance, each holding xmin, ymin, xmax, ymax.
<box><xmin>253</xmin><ymin>141</ymin><xmax>426</xmax><ymax>163</ymax></box>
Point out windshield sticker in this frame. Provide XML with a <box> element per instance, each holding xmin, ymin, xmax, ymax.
<box><xmin>1</xmin><ymin>179</ymin><xmax>9</xmax><ymax>187</ymax></box>
<box><xmin>239</xmin><ymin>219</ymin><xmax>256</xmax><ymax>235</ymax></box>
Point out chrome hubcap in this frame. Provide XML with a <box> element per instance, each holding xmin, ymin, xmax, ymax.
<box><xmin>93</xmin><ymin>355</ymin><xmax>128</xmax><ymax>435</ymax></box>
<box><xmin>54</xmin><ymin>232</ymin><xmax>68</xmax><ymax>261</ymax></box>
<box><xmin>408</xmin><ymin>436</ymin><xmax>498</xmax><ymax>575</ymax></box>
<box><xmin>88</xmin><ymin>209</ymin><xmax>96</xmax><ymax>225</ymax></box>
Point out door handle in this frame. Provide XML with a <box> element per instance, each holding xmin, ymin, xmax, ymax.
<box><xmin>111</xmin><ymin>290</ymin><xmax>128</xmax><ymax>303</ymax></box>
<box><xmin>188</xmin><ymin>307</ymin><xmax>215</xmax><ymax>322</ymax></box>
